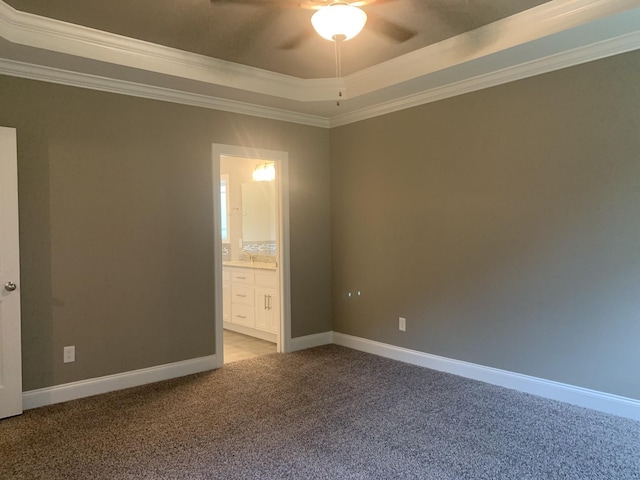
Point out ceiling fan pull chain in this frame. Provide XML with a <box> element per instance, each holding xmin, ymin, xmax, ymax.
<box><xmin>334</xmin><ymin>36</ymin><xmax>344</xmax><ymax>106</ymax></box>
<box><xmin>334</xmin><ymin>36</ymin><xmax>342</xmax><ymax>79</ymax></box>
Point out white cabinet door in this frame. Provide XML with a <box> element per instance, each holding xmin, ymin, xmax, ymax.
<box><xmin>255</xmin><ymin>287</ymin><xmax>279</xmax><ymax>334</ymax></box>
<box><xmin>255</xmin><ymin>287</ymin><xmax>270</xmax><ymax>332</ymax></box>
<box><xmin>255</xmin><ymin>270</ymin><xmax>277</xmax><ymax>289</ymax></box>
<box><xmin>0</xmin><ymin>127</ymin><xmax>22</xmax><ymax>419</ymax></box>
<box><xmin>267</xmin><ymin>291</ymin><xmax>280</xmax><ymax>334</ymax></box>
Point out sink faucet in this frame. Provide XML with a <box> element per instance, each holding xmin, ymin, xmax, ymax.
<box><xmin>241</xmin><ymin>250</ymin><xmax>254</xmax><ymax>264</ymax></box>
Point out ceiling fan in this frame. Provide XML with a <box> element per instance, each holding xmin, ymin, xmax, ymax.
<box><xmin>209</xmin><ymin>0</ymin><xmax>417</xmax><ymax>50</ymax></box>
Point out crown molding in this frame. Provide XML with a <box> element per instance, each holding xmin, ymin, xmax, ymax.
<box><xmin>0</xmin><ymin>58</ymin><xmax>331</xmax><ymax>128</ymax></box>
<box><xmin>331</xmin><ymin>25</ymin><xmax>640</xmax><ymax>127</ymax></box>
<box><xmin>344</xmin><ymin>0</ymin><xmax>640</xmax><ymax>98</ymax></box>
<box><xmin>0</xmin><ymin>0</ymin><xmax>639</xmax><ymax>127</ymax></box>
<box><xmin>0</xmin><ymin>0</ymin><xmax>344</xmax><ymax>103</ymax></box>
<box><xmin>2</xmin><ymin>0</ymin><xmax>639</xmax><ymax>102</ymax></box>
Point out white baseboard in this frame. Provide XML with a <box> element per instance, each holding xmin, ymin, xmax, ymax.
<box><xmin>23</xmin><ymin>354</ymin><xmax>217</xmax><ymax>410</ymax></box>
<box><xmin>288</xmin><ymin>331</ymin><xmax>333</xmax><ymax>352</ymax></box>
<box><xmin>332</xmin><ymin>332</ymin><xmax>640</xmax><ymax>421</ymax></box>
<box><xmin>23</xmin><ymin>332</ymin><xmax>640</xmax><ymax>421</ymax></box>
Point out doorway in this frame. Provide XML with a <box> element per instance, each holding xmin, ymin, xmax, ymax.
<box><xmin>212</xmin><ymin>144</ymin><xmax>291</xmax><ymax>368</ymax></box>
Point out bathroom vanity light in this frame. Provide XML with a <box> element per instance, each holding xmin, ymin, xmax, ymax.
<box><xmin>253</xmin><ymin>162</ymin><xmax>275</xmax><ymax>182</ymax></box>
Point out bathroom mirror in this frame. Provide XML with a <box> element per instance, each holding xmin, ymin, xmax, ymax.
<box><xmin>241</xmin><ymin>181</ymin><xmax>276</xmax><ymax>242</ymax></box>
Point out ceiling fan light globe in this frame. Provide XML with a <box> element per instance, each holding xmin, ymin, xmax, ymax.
<box><xmin>311</xmin><ymin>4</ymin><xmax>367</xmax><ymax>42</ymax></box>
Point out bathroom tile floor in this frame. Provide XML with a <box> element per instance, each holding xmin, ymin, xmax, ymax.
<box><xmin>223</xmin><ymin>329</ymin><xmax>277</xmax><ymax>363</ymax></box>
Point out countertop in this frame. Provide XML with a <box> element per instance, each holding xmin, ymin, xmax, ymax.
<box><xmin>223</xmin><ymin>260</ymin><xmax>277</xmax><ymax>271</ymax></box>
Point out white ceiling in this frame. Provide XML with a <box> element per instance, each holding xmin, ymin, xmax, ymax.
<box><xmin>0</xmin><ymin>0</ymin><xmax>639</xmax><ymax>127</ymax></box>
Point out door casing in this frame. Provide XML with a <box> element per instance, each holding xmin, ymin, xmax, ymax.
<box><xmin>212</xmin><ymin>144</ymin><xmax>291</xmax><ymax>367</ymax></box>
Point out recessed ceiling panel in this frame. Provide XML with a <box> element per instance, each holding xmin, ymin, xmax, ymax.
<box><xmin>4</xmin><ymin>0</ymin><xmax>551</xmax><ymax>78</ymax></box>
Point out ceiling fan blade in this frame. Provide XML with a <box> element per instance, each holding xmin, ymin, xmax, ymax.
<box><xmin>351</xmin><ymin>0</ymin><xmax>400</xmax><ymax>6</ymax></box>
<box><xmin>210</xmin><ymin>0</ymin><xmax>298</xmax><ymax>6</ymax></box>
<box><xmin>366</xmin><ymin>12</ymin><xmax>416</xmax><ymax>43</ymax></box>
<box><xmin>227</xmin><ymin>8</ymin><xmax>282</xmax><ymax>53</ymax></box>
<box><xmin>279</xmin><ymin>29</ymin><xmax>314</xmax><ymax>50</ymax></box>
<box><xmin>209</xmin><ymin>0</ymin><xmax>399</xmax><ymax>8</ymax></box>
<box><xmin>426</xmin><ymin>0</ymin><xmax>500</xmax><ymax>33</ymax></box>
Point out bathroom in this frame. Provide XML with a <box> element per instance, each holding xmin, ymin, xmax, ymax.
<box><xmin>220</xmin><ymin>155</ymin><xmax>280</xmax><ymax>362</ymax></box>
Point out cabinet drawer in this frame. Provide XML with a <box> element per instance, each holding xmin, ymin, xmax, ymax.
<box><xmin>231</xmin><ymin>285</ymin><xmax>254</xmax><ymax>306</ymax></box>
<box><xmin>255</xmin><ymin>270</ymin><xmax>277</xmax><ymax>288</ymax></box>
<box><xmin>231</xmin><ymin>269</ymin><xmax>254</xmax><ymax>285</ymax></box>
<box><xmin>231</xmin><ymin>304</ymin><xmax>255</xmax><ymax>327</ymax></box>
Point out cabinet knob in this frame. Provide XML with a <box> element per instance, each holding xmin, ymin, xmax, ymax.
<box><xmin>4</xmin><ymin>281</ymin><xmax>17</xmax><ymax>292</ymax></box>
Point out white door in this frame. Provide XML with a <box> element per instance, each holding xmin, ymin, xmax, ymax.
<box><xmin>0</xmin><ymin>127</ymin><xmax>22</xmax><ymax>419</ymax></box>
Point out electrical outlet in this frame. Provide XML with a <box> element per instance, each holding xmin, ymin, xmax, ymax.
<box><xmin>63</xmin><ymin>346</ymin><xmax>75</xmax><ymax>363</ymax></box>
<box><xmin>399</xmin><ymin>317</ymin><xmax>406</xmax><ymax>332</ymax></box>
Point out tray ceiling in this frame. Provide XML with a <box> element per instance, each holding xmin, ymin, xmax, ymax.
<box><xmin>3</xmin><ymin>0</ymin><xmax>550</xmax><ymax>79</ymax></box>
<box><xmin>1</xmin><ymin>0</ymin><xmax>639</xmax><ymax>126</ymax></box>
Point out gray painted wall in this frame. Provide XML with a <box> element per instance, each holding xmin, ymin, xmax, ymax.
<box><xmin>330</xmin><ymin>50</ymin><xmax>640</xmax><ymax>400</ymax></box>
<box><xmin>0</xmin><ymin>75</ymin><xmax>331</xmax><ymax>390</ymax></box>
<box><xmin>2</xmin><ymin>49</ymin><xmax>639</xmax><ymax>400</ymax></box>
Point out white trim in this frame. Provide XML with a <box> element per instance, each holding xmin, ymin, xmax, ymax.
<box><xmin>332</xmin><ymin>332</ymin><xmax>640</xmax><ymax>421</ymax></box>
<box><xmin>212</xmin><ymin>148</ymin><xmax>224</xmax><ymax>369</ymax></box>
<box><xmin>0</xmin><ymin>59</ymin><xmax>330</xmax><ymax>129</ymax></box>
<box><xmin>343</xmin><ymin>0</ymin><xmax>640</xmax><ymax>99</ymax></box>
<box><xmin>288</xmin><ymin>332</ymin><xmax>333</xmax><ymax>352</ymax></box>
<box><xmin>1</xmin><ymin>23</ymin><xmax>638</xmax><ymax>129</ymax></box>
<box><xmin>211</xmin><ymin>144</ymin><xmax>292</xmax><ymax>361</ymax></box>
<box><xmin>20</xmin><ymin>333</ymin><xmax>640</xmax><ymax>420</ymax></box>
<box><xmin>0</xmin><ymin>0</ymin><xmax>341</xmax><ymax>103</ymax></box>
<box><xmin>1</xmin><ymin>0</ymin><xmax>639</xmax><ymax>126</ymax></box>
<box><xmin>22</xmin><ymin>355</ymin><xmax>217</xmax><ymax>410</ymax></box>
<box><xmin>331</xmin><ymin>25</ymin><xmax>640</xmax><ymax>127</ymax></box>
<box><xmin>276</xmin><ymin>152</ymin><xmax>293</xmax><ymax>354</ymax></box>
<box><xmin>0</xmin><ymin>0</ymin><xmax>637</xmax><ymax>103</ymax></box>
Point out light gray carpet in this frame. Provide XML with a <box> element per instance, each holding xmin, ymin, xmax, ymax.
<box><xmin>1</xmin><ymin>345</ymin><xmax>639</xmax><ymax>479</ymax></box>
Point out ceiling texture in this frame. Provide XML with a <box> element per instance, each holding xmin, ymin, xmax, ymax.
<box><xmin>1</xmin><ymin>0</ymin><xmax>639</xmax><ymax>126</ymax></box>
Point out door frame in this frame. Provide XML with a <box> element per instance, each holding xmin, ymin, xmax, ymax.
<box><xmin>0</xmin><ymin>126</ymin><xmax>23</xmax><ymax>419</ymax></box>
<box><xmin>212</xmin><ymin>144</ymin><xmax>291</xmax><ymax>368</ymax></box>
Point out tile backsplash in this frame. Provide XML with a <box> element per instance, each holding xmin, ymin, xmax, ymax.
<box><xmin>240</xmin><ymin>242</ymin><xmax>277</xmax><ymax>264</ymax></box>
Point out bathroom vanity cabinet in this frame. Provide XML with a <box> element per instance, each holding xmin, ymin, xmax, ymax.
<box><xmin>222</xmin><ymin>264</ymin><xmax>279</xmax><ymax>343</ymax></box>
